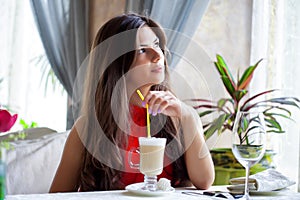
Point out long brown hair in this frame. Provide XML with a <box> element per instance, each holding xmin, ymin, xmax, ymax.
<box><xmin>77</xmin><ymin>13</ymin><xmax>191</xmax><ymax>191</ymax></box>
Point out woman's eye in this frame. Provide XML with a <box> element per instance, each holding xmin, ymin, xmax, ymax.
<box><xmin>138</xmin><ymin>48</ymin><xmax>146</xmax><ymax>54</ymax></box>
<box><xmin>154</xmin><ymin>42</ymin><xmax>160</xmax><ymax>48</ymax></box>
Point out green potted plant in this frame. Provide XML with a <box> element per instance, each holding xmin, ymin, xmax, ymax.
<box><xmin>188</xmin><ymin>54</ymin><xmax>300</xmax><ymax>185</ymax></box>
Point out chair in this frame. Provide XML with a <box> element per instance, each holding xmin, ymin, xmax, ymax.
<box><xmin>5</xmin><ymin>129</ymin><xmax>69</xmax><ymax>194</ymax></box>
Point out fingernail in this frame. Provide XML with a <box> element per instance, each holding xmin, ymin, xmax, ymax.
<box><xmin>142</xmin><ymin>102</ymin><xmax>146</xmax><ymax>107</ymax></box>
<box><xmin>148</xmin><ymin>109</ymin><xmax>152</xmax><ymax>114</ymax></box>
<box><xmin>157</xmin><ymin>109</ymin><xmax>161</xmax><ymax>114</ymax></box>
<box><xmin>152</xmin><ymin>111</ymin><xmax>157</xmax><ymax>116</ymax></box>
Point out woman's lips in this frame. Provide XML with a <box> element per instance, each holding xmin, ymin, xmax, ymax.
<box><xmin>151</xmin><ymin>66</ymin><xmax>163</xmax><ymax>73</ymax></box>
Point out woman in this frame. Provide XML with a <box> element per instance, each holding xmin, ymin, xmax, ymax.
<box><xmin>49</xmin><ymin>13</ymin><xmax>214</xmax><ymax>192</ymax></box>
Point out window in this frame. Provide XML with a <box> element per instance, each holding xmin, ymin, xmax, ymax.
<box><xmin>0</xmin><ymin>0</ymin><xmax>67</xmax><ymax>132</ymax></box>
<box><xmin>251</xmin><ymin>0</ymin><xmax>300</xmax><ymax>191</ymax></box>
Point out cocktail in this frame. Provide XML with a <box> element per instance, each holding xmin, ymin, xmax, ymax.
<box><xmin>129</xmin><ymin>137</ymin><xmax>166</xmax><ymax>191</ymax></box>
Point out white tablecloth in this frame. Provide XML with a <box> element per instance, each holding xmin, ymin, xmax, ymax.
<box><xmin>5</xmin><ymin>187</ymin><xmax>300</xmax><ymax>200</ymax></box>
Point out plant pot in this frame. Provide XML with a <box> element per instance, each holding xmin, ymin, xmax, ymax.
<box><xmin>210</xmin><ymin>148</ymin><xmax>275</xmax><ymax>185</ymax></box>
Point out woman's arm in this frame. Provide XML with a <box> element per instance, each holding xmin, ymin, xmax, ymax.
<box><xmin>180</xmin><ymin>104</ymin><xmax>215</xmax><ymax>189</ymax></box>
<box><xmin>49</xmin><ymin>123</ymin><xmax>85</xmax><ymax>193</ymax></box>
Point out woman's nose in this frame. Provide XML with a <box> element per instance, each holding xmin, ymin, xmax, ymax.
<box><xmin>151</xmin><ymin>48</ymin><xmax>161</xmax><ymax>63</ymax></box>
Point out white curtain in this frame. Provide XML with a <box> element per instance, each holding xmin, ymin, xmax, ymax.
<box><xmin>251</xmin><ymin>0</ymin><xmax>300</xmax><ymax>191</ymax></box>
<box><xmin>0</xmin><ymin>0</ymin><xmax>67</xmax><ymax>132</ymax></box>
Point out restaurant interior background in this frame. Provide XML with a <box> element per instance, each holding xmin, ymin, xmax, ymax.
<box><xmin>0</xmin><ymin>0</ymin><xmax>299</xmax><ymax>193</ymax></box>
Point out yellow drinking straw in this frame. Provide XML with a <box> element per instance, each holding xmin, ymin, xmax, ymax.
<box><xmin>136</xmin><ymin>90</ymin><xmax>151</xmax><ymax>138</ymax></box>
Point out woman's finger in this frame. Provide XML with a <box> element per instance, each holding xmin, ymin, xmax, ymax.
<box><xmin>151</xmin><ymin>98</ymin><xmax>170</xmax><ymax>116</ymax></box>
<box><xmin>144</xmin><ymin>91</ymin><xmax>181</xmax><ymax>117</ymax></box>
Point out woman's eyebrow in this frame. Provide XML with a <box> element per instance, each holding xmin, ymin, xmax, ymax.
<box><xmin>139</xmin><ymin>37</ymin><xmax>159</xmax><ymax>47</ymax></box>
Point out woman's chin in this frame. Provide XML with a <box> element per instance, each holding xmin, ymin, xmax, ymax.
<box><xmin>150</xmin><ymin>80</ymin><xmax>164</xmax><ymax>86</ymax></box>
<box><xmin>151</xmin><ymin>76</ymin><xmax>165</xmax><ymax>85</ymax></box>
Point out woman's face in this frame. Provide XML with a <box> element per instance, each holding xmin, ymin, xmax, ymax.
<box><xmin>127</xmin><ymin>25</ymin><xmax>165</xmax><ymax>89</ymax></box>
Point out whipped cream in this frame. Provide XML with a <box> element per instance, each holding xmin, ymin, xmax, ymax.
<box><xmin>157</xmin><ymin>178</ymin><xmax>172</xmax><ymax>191</ymax></box>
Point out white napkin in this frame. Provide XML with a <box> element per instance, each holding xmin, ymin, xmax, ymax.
<box><xmin>227</xmin><ymin>169</ymin><xmax>295</xmax><ymax>193</ymax></box>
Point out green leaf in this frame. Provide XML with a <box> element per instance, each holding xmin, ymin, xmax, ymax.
<box><xmin>264</xmin><ymin>112</ymin><xmax>291</xmax><ymax>120</ymax></box>
<box><xmin>214</xmin><ymin>55</ymin><xmax>237</xmax><ymax>96</ymax></box>
<box><xmin>264</xmin><ymin>97</ymin><xmax>300</xmax><ymax>108</ymax></box>
<box><xmin>214</xmin><ymin>61</ymin><xmax>226</xmax><ymax>77</ymax></box>
<box><xmin>265</xmin><ymin>118</ymin><xmax>282</xmax><ymax>132</ymax></box>
<box><xmin>217</xmin><ymin>98</ymin><xmax>233</xmax><ymax>107</ymax></box>
<box><xmin>221</xmin><ymin>76</ymin><xmax>236</xmax><ymax>100</ymax></box>
<box><xmin>30</xmin><ymin>122</ymin><xmax>38</xmax><ymax>128</ymax></box>
<box><xmin>202</xmin><ymin>123</ymin><xmax>211</xmax><ymax>129</ymax></box>
<box><xmin>216</xmin><ymin>55</ymin><xmax>236</xmax><ymax>83</ymax></box>
<box><xmin>267</xmin><ymin>130</ymin><xmax>285</xmax><ymax>134</ymax></box>
<box><xmin>204</xmin><ymin>124</ymin><xmax>218</xmax><ymax>140</ymax></box>
<box><xmin>258</xmin><ymin>105</ymin><xmax>292</xmax><ymax>116</ymax></box>
<box><xmin>0</xmin><ymin>141</ymin><xmax>12</xmax><ymax>150</ymax></box>
<box><xmin>238</xmin><ymin>58</ymin><xmax>263</xmax><ymax>90</ymax></box>
<box><xmin>194</xmin><ymin>104</ymin><xmax>220</xmax><ymax>110</ymax></box>
<box><xmin>19</xmin><ymin>119</ymin><xmax>29</xmax><ymax>129</ymax></box>
<box><xmin>199</xmin><ymin>110</ymin><xmax>215</xmax><ymax>117</ymax></box>
<box><xmin>187</xmin><ymin>98</ymin><xmax>214</xmax><ymax>103</ymax></box>
<box><xmin>18</xmin><ymin>132</ymin><xmax>27</xmax><ymax>139</ymax></box>
<box><xmin>204</xmin><ymin>114</ymin><xmax>229</xmax><ymax>139</ymax></box>
<box><xmin>240</xmin><ymin>117</ymin><xmax>249</xmax><ymax>132</ymax></box>
<box><xmin>242</xmin><ymin>126</ymin><xmax>261</xmax><ymax>143</ymax></box>
<box><xmin>240</xmin><ymin>89</ymin><xmax>277</xmax><ymax>110</ymax></box>
<box><xmin>235</xmin><ymin>90</ymin><xmax>248</xmax><ymax>102</ymax></box>
<box><xmin>19</xmin><ymin>119</ymin><xmax>38</xmax><ymax>129</ymax></box>
<box><xmin>244</xmin><ymin>97</ymin><xmax>300</xmax><ymax>114</ymax></box>
<box><xmin>263</xmin><ymin>106</ymin><xmax>292</xmax><ymax>115</ymax></box>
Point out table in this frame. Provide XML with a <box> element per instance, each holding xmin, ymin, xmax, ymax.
<box><xmin>6</xmin><ymin>186</ymin><xmax>300</xmax><ymax>200</ymax></box>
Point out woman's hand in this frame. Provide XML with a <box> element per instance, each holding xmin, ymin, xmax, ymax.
<box><xmin>143</xmin><ymin>91</ymin><xmax>183</xmax><ymax>117</ymax></box>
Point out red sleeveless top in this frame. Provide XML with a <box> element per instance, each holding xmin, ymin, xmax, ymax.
<box><xmin>120</xmin><ymin>104</ymin><xmax>173</xmax><ymax>187</ymax></box>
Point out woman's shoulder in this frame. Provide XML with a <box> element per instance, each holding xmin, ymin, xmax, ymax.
<box><xmin>66</xmin><ymin>116</ymin><xmax>87</xmax><ymax>151</ymax></box>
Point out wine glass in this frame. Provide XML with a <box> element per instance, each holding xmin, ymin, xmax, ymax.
<box><xmin>232</xmin><ymin>110</ymin><xmax>266</xmax><ymax>200</ymax></box>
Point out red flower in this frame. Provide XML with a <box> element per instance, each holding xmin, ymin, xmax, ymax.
<box><xmin>0</xmin><ymin>109</ymin><xmax>18</xmax><ymax>132</ymax></box>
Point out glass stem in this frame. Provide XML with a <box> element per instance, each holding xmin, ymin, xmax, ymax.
<box><xmin>144</xmin><ymin>175</ymin><xmax>157</xmax><ymax>191</ymax></box>
<box><xmin>244</xmin><ymin>163</ymin><xmax>250</xmax><ymax>199</ymax></box>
